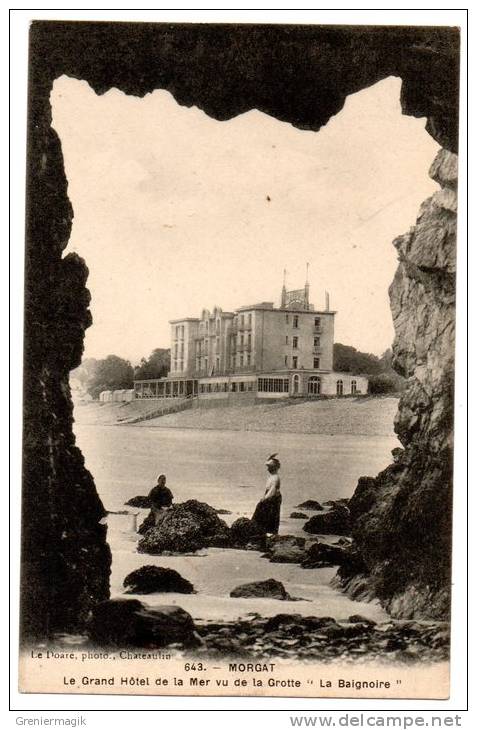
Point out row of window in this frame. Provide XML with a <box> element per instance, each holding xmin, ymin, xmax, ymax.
<box><xmin>199</xmin><ymin>381</ymin><xmax>255</xmax><ymax>394</ymax></box>
<box><xmin>283</xmin><ymin>356</ymin><xmax>320</xmax><ymax>369</ymax></box>
<box><xmin>258</xmin><ymin>378</ymin><xmax>289</xmax><ymax>393</ymax></box>
<box><xmin>284</xmin><ymin>315</ymin><xmax>322</xmax><ymax>329</ymax></box>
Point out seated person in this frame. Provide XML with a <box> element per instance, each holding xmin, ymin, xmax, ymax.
<box><xmin>148</xmin><ymin>474</ymin><xmax>173</xmax><ymax>524</ymax></box>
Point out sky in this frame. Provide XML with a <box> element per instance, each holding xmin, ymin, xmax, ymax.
<box><xmin>51</xmin><ymin>75</ymin><xmax>439</xmax><ymax>364</ymax></box>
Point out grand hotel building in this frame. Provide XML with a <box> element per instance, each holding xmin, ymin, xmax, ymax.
<box><xmin>133</xmin><ymin>281</ymin><xmax>368</xmax><ymax>401</ymax></box>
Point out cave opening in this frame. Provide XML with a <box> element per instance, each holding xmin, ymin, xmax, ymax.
<box><xmin>49</xmin><ymin>74</ymin><xmax>440</xmax><ymax>609</ymax></box>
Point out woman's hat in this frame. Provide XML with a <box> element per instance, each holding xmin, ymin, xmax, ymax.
<box><xmin>266</xmin><ymin>453</ymin><xmax>280</xmax><ymax>468</ymax></box>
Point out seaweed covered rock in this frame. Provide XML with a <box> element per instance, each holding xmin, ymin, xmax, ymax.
<box><xmin>229</xmin><ymin>517</ymin><xmax>266</xmax><ymax>548</ymax></box>
<box><xmin>88</xmin><ymin>599</ymin><xmax>199</xmax><ymax>648</ymax></box>
<box><xmin>123</xmin><ymin>565</ymin><xmax>195</xmax><ymax>594</ymax></box>
<box><xmin>138</xmin><ymin>500</ymin><xmax>231</xmax><ymax>554</ymax></box>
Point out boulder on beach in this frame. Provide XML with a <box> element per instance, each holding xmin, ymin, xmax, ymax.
<box><xmin>348</xmin><ymin>614</ymin><xmax>377</xmax><ymax>627</ymax></box>
<box><xmin>230</xmin><ymin>578</ymin><xmax>291</xmax><ymax>600</ymax></box>
<box><xmin>215</xmin><ymin>508</ymin><xmax>232</xmax><ymax>515</ymax></box>
<box><xmin>301</xmin><ymin>541</ymin><xmax>350</xmax><ymax>568</ymax></box>
<box><xmin>123</xmin><ymin>565</ymin><xmax>195</xmax><ymax>595</ymax></box>
<box><xmin>295</xmin><ymin>500</ymin><xmax>323</xmax><ymax>511</ymax></box>
<box><xmin>230</xmin><ymin>517</ymin><xmax>265</xmax><ymax>547</ymax></box>
<box><xmin>138</xmin><ymin>500</ymin><xmax>231</xmax><ymax>554</ymax></box>
<box><xmin>125</xmin><ymin>495</ymin><xmax>151</xmax><ymax>509</ymax></box>
<box><xmin>303</xmin><ymin>503</ymin><xmax>351</xmax><ymax>535</ymax></box>
<box><xmin>87</xmin><ymin>599</ymin><xmax>199</xmax><ymax>648</ymax></box>
<box><xmin>289</xmin><ymin>512</ymin><xmax>308</xmax><ymax>519</ymax></box>
<box><xmin>263</xmin><ymin>535</ymin><xmax>306</xmax><ymax>564</ymax></box>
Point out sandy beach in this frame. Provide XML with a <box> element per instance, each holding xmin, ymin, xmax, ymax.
<box><xmin>73</xmin><ymin>397</ymin><xmax>399</xmax><ymax>633</ymax></box>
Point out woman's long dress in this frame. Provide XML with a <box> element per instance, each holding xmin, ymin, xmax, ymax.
<box><xmin>252</xmin><ymin>473</ymin><xmax>281</xmax><ymax>534</ymax></box>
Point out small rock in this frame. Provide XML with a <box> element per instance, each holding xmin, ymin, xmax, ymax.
<box><xmin>347</xmin><ymin>614</ymin><xmax>377</xmax><ymax>627</ymax></box>
<box><xmin>301</xmin><ymin>541</ymin><xmax>348</xmax><ymax>568</ymax></box>
<box><xmin>215</xmin><ymin>508</ymin><xmax>232</xmax><ymax>515</ymax></box>
<box><xmin>230</xmin><ymin>579</ymin><xmax>291</xmax><ymax>600</ymax></box>
<box><xmin>289</xmin><ymin>512</ymin><xmax>308</xmax><ymax>519</ymax></box>
<box><xmin>125</xmin><ymin>495</ymin><xmax>151</xmax><ymax>509</ymax></box>
<box><xmin>303</xmin><ymin>503</ymin><xmax>351</xmax><ymax>535</ymax></box>
<box><xmin>123</xmin><ymin>565</ymin><xmax>195</xmax><ymax>595</ymax></box>
<box><xmin>295</xmin><ymin>500</ymin><xmax>323</xmax><ymax>510</ymax></box>
<box><xmin>264</xmin><ymin>535</ymin><xmax>306</xmax><ymax>564</ymax></box>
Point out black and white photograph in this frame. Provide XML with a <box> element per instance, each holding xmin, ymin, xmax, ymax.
<box><xmin>15</xmin><ymin>16</ymin><xmax>463</xmax><ymax>701</ymax></box>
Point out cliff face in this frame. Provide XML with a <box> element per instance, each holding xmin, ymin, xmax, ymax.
<box><xmin>341</xmin><ymin>149</ymin><xmax>457</xmax><ymax>620</ymax></box>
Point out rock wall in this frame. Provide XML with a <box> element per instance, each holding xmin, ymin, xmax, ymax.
<box><xmin>341</xmin><ymin>149</ymin><xmax>457</xmax><ymax>620</ymax></box>
<box><xmin>22</xmin><ymin>22</ymin><xmax>459</xmax><ymax>639</ymax></box>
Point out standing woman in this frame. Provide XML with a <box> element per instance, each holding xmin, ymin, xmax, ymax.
<box><xmin>252</xmin><ymin>454</ymin><xmax>282</xmax><ymax>535</ymax></box>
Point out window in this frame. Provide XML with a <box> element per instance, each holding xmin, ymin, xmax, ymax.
<box><xmin>351</xmin><ymin>380</ymin><xmax>357</xmax><ymax>395</ymax></box>
<box><xmin>292</xmin><ymin>356</ymin><xmax>298</xmax><ymax>369</ymax></box>
<box><xmin>240</xmin><ymin>354</ymin><xmax>244</xmax><ymax>367</ymax></box>
<box><xmin>292</xmin><ymin>374</ymin><xmax>300</xmax><ymax>394</ymax></box>
<box><xmin>257</xmin><ymin>378</ymin><xmax>289</xmax><ymax>393</ymax></box>
<box><xmin>285</xmin><ymin>335</ymin><xmax>288</xmax><ymax>345</ymax></box>
<box><xmin>240</xmin><ymin>314</ymin><xmax>245</xmax><ymax>327</ymax></box>
<box><xmin>314</xmin><ymin>336</ymin><xmax>320</xmax><ymax>347</ymax></box>
<box><xmin>286</xmin><ymin>314</ymin><xmax>289</xmax><ymax>324</ymax></box>
<box><xmin>293</xmin><ymin>315</ymin><xmax>299</xmax><ymax>328</ymax></box>
<box><xmin>313</xmin><ymin>358</ymin><xmax>320</xmax><ymax>369</ymax></box>
<box><xmin>293</xmin><ymin>336</ymin><xmax>298</xmax><ymax>349</ymax></box>
<box><xmin>216</xmin><ymin>357</ymin><xmax>220</xmax><ymax>371</ymax></box>
<box><xmin>337</xmin><ymin>379</ymin><xmax>344</xmax><ymax>396</ymax></box>
<box><xmin>247</xmin><ymin>333</ymin><xmax>251</xmax><ymax>347</ymax></box>
<box><xmin>248</xmin><ymin>313</ymin><xmax>252</xmax><ymax>326</ymax></box>
<box><xmin>284</xmin><ymin>355</ymin><xmax>288</xmax><ymax>367</ymax></box>
<box><xmin>231</xmin><ymin>382</ymin><xmax>237</xmax><ymax>392</ymax></box>
<box><xmin>314</xmin><ymin>317</ymin><xmax>321</xmax><ymax>329</ymax></box>
<box><xmin>239</xmin><ymin>382</ymin><xmax>245</xmax><ymax>392</ymax></box>
<box><xmin>308</xmin><ymin>376</ymin><xmax>321</xmax><ymax>395</ymax></box>
<box><xmin>240</xmin><ymin>334</ymin><xmax>244</xmax><ymax>346</ymax></box>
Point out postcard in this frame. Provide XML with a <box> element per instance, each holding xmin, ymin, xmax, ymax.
<box><xmin>18</xmin><ymin>19</ymin><xmax>459</xmax><ymax>698</ymax></box>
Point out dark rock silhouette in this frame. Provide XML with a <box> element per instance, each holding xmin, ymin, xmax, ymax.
<box><xmin>125</xmin><ymin>495</ymin><xmax>151</xmax><ymax>508</ymax></box>
<box><xmin>88</xmin><ymin>599</ymin><xmax>199</xmax><ymax>648</ymax></box>
<box><xmin>303</xmin><ymin>503</ymin><xmax>352</xmax><ymax>536</ymax></box>
<box><xmin>295</xmin><ymin>500</ymin><xmax>323</xmax><ymax>511</ymax></box>
<box><xmin>123</xmin><ymin>565</ymin><xmax>195</xmax><ymax>594</ymax></box>
<box><xmin>230</xmin><ymin>579</ymin><xmax>291</xmax><ymax>600</ymax></box>
<box><xmin>289</xmin><ymin>512</ymin><xmax>308</xmax><ymax>519</ymax></box>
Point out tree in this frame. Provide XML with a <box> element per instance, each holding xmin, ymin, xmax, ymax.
<box><xmin>87</xmin><ymin>355</ymin><xmax>134</xmax><ymax>399</ymax></box>
<box><xmin>134</xmin><ymin>348</ymin><xmax>170</xmax><ymax>380</ymax></box>
<box><xmin>70</xmin><ymin>357</ymin><xmax>99</xmax><ymax>389</ymax></box>
<box><xmin>333</xmin><ymin>343</ymin><xmax>382</xmax><ymax>375</ymax></box>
